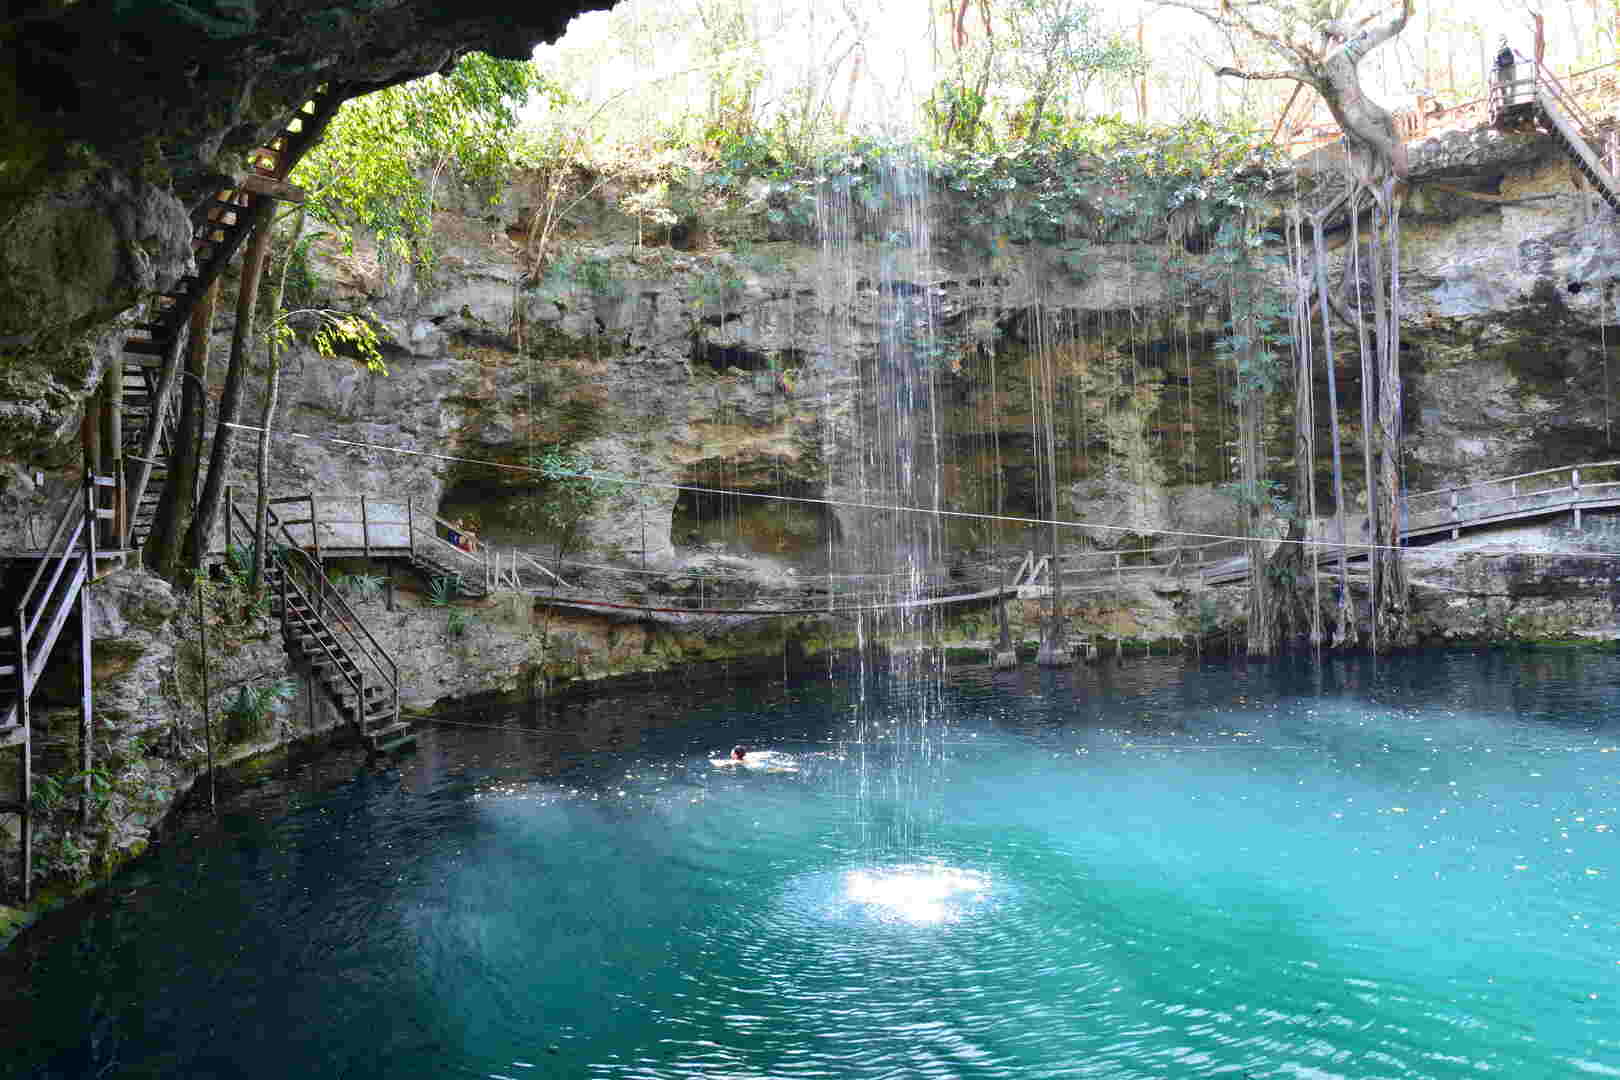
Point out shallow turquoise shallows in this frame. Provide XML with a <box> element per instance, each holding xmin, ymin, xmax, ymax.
<box><xmin>4</xmin><ymin>649</ymin><xmax>1619</xmax><ymax>1078</ymax></box>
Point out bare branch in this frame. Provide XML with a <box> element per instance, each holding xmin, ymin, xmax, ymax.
<box><xmin>1216</xmin><ymin>65</ymin><xmax>1312</xmax><ymax>82</ymax></box>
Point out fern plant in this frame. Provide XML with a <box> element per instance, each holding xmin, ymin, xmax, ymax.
<box><xmin>223</xmin><ymin>677</ymin><xmax>298</xmax><ymax>740</ymax></box>
<box><xmin>427</xmin><ymin>576</ymin><xmax>460</xmax><ymax>607</ymax></box>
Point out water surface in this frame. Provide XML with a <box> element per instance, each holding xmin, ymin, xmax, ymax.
<box><xmin>4</xmin><ymin>650</ymin><xmax>1617</xmax><ymax>1078</ymax></box>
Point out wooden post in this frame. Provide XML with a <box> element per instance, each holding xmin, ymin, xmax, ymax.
<box><xmin>85</xmin><ymin>469</ymin><xmax>98</xmax><ymax>570</ymax></box>
<box><xmin>81</xmin><ymin>392</ymin><xmax>102</xmax><ymax>486</ymax></box>
<box><xmin>108</xmin><ymin>368</ymin><xmax>124</xmax><ymax>545</ymax></box>
<box><xmin>385</xmin><ymin>560</ymin><xmax>395</xmax><ymax>612</ymax></box>
<box><xmin>1573</xmin><ymin>467</ymin><xmax>1582</xmax><ymax>529</ymax></box>
<box><xmin>360</xmin><ymin>494</ymin><xmax>371</xmax><ymax>560</ymax></box>
<box><xmin>310</xmin><ymin>494</ymin><xmax>322</xmax><ymax>566</ymax></box>
<box><xmin>1534</xmin><ymin>13</ymin><xmax>1545</xmax><ymax>64</ymax></box>
<box><xmin>100</xmin><ymin>365</ymin><xmax>123</xmax><ymax>548</ymax></box>
<box><xmin>225</xmin><ymin>484</ymin><xmax>234</xmax><ymax>554</ymax></box>
<box><xmin>407</xmin><ymin>499</ymin><xmax>415</xmax><ymax>558</ymax></box>
<box><xmin>1450</xmin><ymin>488</ymin><xmax>1460</xmax><ymax>540</ymax></box>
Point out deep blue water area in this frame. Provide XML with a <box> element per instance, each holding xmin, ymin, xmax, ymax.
<box><xmin>3</xmin><ymin>649</ymin><xmax>1618</xmax><ymax>1078</ymax></box>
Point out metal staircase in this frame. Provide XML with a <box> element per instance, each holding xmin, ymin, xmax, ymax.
<box><xmin>227</xmin><ymin>500</ymin><xmax>410</xmax><ymax>754</ymax></box>
<box><xmin>1494</xmin><ymin>58</ymin><xmax>1620</xmax><ymax>214</ymax></box>
<box><xmin>2</xmin><ymin>472</ymin><xmax>113</xmax><ymax>901</ymax></box>
<box><xmin>123</xmin><ymin>83</ymin><xmax>350</xmax><ymax>547</ymax></box>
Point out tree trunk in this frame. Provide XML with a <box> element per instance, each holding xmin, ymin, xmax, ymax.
<box><xmin>1372</xmin><ymin>179</ymin><xmax>1410</xmax><ymax>647</ymax></box>
<box><xmin>1233</xmin><ymin>265</ymin><xmax>1276</xmax><ymax>656</ymax></box>
<box><xmin>146</xmin><ymin>280</ymin><xmax>217</xmax><ymax>580</ymax></box>
<box><xmin>1240</xmin><ymin>341</ymin><xmax>1273</xmax><ymax>656</ymax></box>
<box><xmin>183</xmin><ymin>199</ymin><xmax>275</xmax><ymax>567</ymax></box>
<box><xmin>1311</xmin><ymin>212</ymin><xmax>1354</xmax><ymax>647</ymax></box>
<box><xmin>1350</xmin><ymin>189</ymin><xmax>1380</xmax><ymax>653</ymax></box>
<box><xmin>1036</xmin><ymin>336</ymin><xmax>1070</xmax><ymax>667</ymax></box>
<box><xmin>251</xmin><ymin>205</ymin><xmax>308</xmax><ymax>594</ymax></box>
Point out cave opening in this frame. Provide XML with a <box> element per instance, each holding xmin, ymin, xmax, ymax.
<box><xmin>671</xmin><ymin>479</ymin><xmax>840</xmax><ymax>565</ymax></box>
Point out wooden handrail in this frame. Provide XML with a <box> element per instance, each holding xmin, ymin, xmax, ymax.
<box><xmin>1408</xmin><ymin>460</ymin><xmax>1620</xmax><ymax>500</ymax></box>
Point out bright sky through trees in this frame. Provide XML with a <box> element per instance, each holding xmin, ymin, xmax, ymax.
<box><xmin>530</xmin><ymin>0</ymin><xmax>1609</xmax><ymax>151</ymax></box>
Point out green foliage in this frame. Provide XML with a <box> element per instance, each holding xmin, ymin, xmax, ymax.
<box><xmin>446</xmin><ymin>610</ymin><xmax>470</xmax><ymax>637</ymax></box>
<box><xmin>521</xmin><ymin>445</ymin><xmax>624</xmax><ymax>558</ymax></box>
<box><xmin>545</xmin><ymin>253</ymin><xmax>625</xmax><ymax>299</ymax></box>
<box><xmin>215</xmin><ymin>544</ymin><xmax>271</xmax><ymax>622</ymax></box>
<box><xmin>997</xmin><ymin>0</ymin><xmax>1148</xmax><ymax>141</ymax></box>
<box><xmin>222</xmin><ymin>677</ymin><xmax>298</xmax><ymax>741</ymax></box>
<box><xmin>292</xmin><ymin>53</ymin><xmax>549</xmax><ymax>275</ymax></box>
<box><xmin>427</xmin><ymin>576</ymin><xmax>460</xmax><ymax>607</ymax></box>
<box><xmin>267</xmin><ymin>307</ymin><xmax>386</xmax><ymax>374</ymax></box>
<box><xmin>332</xmin><ymin>572</ymin><xmax>384</xmax><ymax>605</ymax></box>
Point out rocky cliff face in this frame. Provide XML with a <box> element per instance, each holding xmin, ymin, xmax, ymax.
<box><xmin>199</xmin><ymin>126</ymin><xmax>1619</xmax><ymax>591</ymax></box>
<box><xmin>7</xmin><ymin>110</ymin><xmax>1620</xmax><ymax>911</ymax></box>
<box><xmin>0</xmin><ymin>0</ymin><xmax>606</xmax><ymax>467</ymax></box>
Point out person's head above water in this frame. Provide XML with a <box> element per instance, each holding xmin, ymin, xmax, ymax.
<box><xmin>731</xmin><ymin>745</ymin><xmax>748</xmax><ymax>761</ymax></box>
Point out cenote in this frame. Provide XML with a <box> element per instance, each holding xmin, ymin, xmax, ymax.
<box><xmin>4</xmin><ymin>648</ymin><xmax>1618</xmax><ymax>1078</ymax></box>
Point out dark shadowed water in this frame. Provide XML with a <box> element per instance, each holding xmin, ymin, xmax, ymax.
<box><xmin>3</xmin><ymin>649</ymin><xmax>1618</xmax><ymax>1078</ymax></box>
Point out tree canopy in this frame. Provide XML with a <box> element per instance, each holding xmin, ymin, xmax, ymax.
<box><xmin>292</xmin><ymin>53</ymin><xmax>553</xmax><ymax>272</ymax></box>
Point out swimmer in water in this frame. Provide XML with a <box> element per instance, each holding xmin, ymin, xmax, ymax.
<box><xmin>711</xmin><ymin>744</ymin><xmax>799</xmax><ymax>773</ymax></box>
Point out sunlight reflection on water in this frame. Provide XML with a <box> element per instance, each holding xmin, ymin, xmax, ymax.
<box><xmin>842</xmin><ymin>863</ymin><xmax>992</xmax><ymax>925</ymax></box>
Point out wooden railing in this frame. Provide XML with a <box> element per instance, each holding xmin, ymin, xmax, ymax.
<box><xmin>13</xmin><ymin>474</ymin><xmax>110</xmax><ymax>708</ymax></box>
<box><xmin>1404</xmin><ymin>460</ymin><xmax>1620</xmax><ymax>537</ymax></box>
<box><xmin>4</xmin><ymin>470</ymin><xmax>111</xmax><ymax>902</ymax></box>
<box><xmin>230</xmin><ymin>492</ymin><xmax>566</xmax><ymax>592</ymax></box>
<box><xmin>1283</xmin><ymin>57</ymin><xmax>1620</xmax><ymax>155</ymax></box>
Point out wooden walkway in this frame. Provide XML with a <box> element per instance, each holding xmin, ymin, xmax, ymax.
<box><xmin>1164</xmin><ymin>460</ymin><xmax>1620</xmax><ymax>588</ymax></box>
<box><xmin>225</xmin><ymin>489</ymin><xmax>567</xmax><ymax>600</ymax></box>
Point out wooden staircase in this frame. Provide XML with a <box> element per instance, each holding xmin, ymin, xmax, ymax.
<box><xmin>1494</xmin><ymin>59</ymin><xmax>1620</xmax><ymax>214</ymax></box>
<box><xmin>228</xmin><ymin>501</ymin><xmax>411</xmax><ymax>754</ymax></box>
<box><xmin>123</xmin><ymin>83</ymin><xmax>350</xmax><ymax>547</ymax></box>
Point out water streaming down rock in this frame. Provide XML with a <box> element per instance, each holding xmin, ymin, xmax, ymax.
<box><xmin>816</xmin><ymin>152</ymin><xmax>952</xmax><ymax>858</ymax></box>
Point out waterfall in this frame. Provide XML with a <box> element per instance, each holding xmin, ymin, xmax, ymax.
<box><xmin>817</xmin><ymin>150</ymin><xmax>949</xmax><ymax>859</ymax></box>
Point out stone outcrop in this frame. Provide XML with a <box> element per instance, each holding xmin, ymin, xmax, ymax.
<box><xmin>0</xmin><ymin>0</ymin><xmax>607</xmax><ymax>465</ymax></box>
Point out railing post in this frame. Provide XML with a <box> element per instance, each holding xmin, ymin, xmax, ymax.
<box><xmin>407</xmin><ymin>499</ymin><xmax>415</xmax><ymax>558</ymax></box>
<box><xmin>16</xmin><ymin>614</ymin><xmax>29</xmax><ymax>902</ymax></box>
<box><xmin>1573</xmin><ymin>468</ymin><xmax>1582</xmax><ymax>530</ymax></box>
<box><xmin>360</xmin><ymin>494</ymin><xmax>371</xmax><ymax>560</ymax></box>
<box><xmin>83</xmin><ymin>470</ymin><xmax>97</xmax><ymax>572</ymax></box>
<box><xmin>310</xmin><ymin>494</ymin><xmax>322</xmax><ymax>566</ymax></box>
<box><xmin>279</xmin><ymin>551</ymin><xmax>288</xmax><ymax>637</ymax></box>
<box><xmin>113</xmin><ymin>456</ymin><xmax>127</xmax><ymax>551</ymax></box>
<box><xmin>1450</xmin><ymin>489</ymin><xmax>1459</xmax><ymax>540</ymax></box>
<box><xmin>225</xmin><ymin>484</ymin><xmax>234</xmax><ymax>555</ymax></box>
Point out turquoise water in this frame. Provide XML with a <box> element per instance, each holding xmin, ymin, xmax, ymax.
<box><xmin>4</xmin><ymin>650</ymin><xmax>1619</xmax><ymax>1078</ymax></box>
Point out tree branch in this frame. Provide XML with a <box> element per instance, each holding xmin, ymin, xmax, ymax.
<box><xmin>1216</xmin><ymin>65</ymin><xmax>1311</xmax><ymax>82</ymax></box>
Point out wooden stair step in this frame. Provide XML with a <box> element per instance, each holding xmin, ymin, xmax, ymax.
<box><xmin>371</xmin><ymin>733</ymin><xmax>418</xmax><ymax>755</ymax></box>
<box><xmin>368</xmin><ymin>721</ymin><xmax>410</xmax><ymax>741</ymax></box>
<box><xmin>123</xmin><ymin>339</ymin><xmax>169</xmax><ymax>357</ymax></box>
